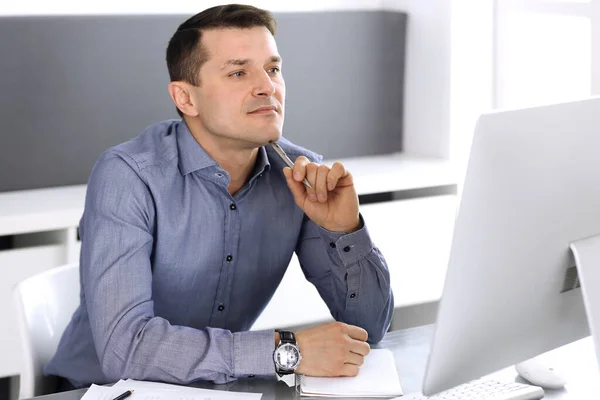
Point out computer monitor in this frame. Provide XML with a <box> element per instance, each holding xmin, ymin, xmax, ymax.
<box><xmin>422</xmin><ymin>97</ymin><xmax>600</xmax><ymax>396</ymax></box>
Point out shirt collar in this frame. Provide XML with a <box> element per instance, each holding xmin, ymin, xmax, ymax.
<box><xmin>251</xmin><ymin>144</ymin><xmax>271</xmax><ymax>177</ymax></box>
<box><xmin>176</xmin><ymin>120</ymin><xmax>218</xmax><ymax>175</ymax></box>
<box><xmin>176</xmin><ymin>120</ymin><xmax>271</xmax><ymax>177</ymax></box>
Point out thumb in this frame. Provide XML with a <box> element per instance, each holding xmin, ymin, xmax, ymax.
<box><xmin>283</xmin><ymin>167</ymin><xmax>307</xmax><ymax>206</ymax></box>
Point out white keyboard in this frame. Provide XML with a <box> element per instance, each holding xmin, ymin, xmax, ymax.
<box><xmin>402</xmin><ymin>379</ymin><xmax>545</xmax><ymax>400</ymax></box>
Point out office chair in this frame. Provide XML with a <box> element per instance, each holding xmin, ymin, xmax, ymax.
<box><xmin>13</xmin><ymin>263</ymin><xmax>80</xmax><ymax>399</ymax></box>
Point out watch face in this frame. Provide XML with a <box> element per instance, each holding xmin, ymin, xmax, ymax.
<box><xmin>274</xmin><ymin>343</ymin><xmax>301</xmax><ymax>370</ymax></box>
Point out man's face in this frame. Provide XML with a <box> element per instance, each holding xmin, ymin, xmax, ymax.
<box><xmin>190</xmin><ymin>26</ymin><xmax>285</xmax><ymax>147</ymax></box>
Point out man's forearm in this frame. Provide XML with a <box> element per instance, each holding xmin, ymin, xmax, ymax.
<box><xmin>298</xmin><ymin>218</ymin><xmax>394</xmax><ymax>343</ymax></box>
<box><xmin>95</xmin><ymin>311</ymin><xmax>277</xmax><ymax>384</ymax></box>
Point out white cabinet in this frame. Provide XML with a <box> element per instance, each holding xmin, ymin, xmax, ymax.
<box><xmin>0</xmin><ymin>186</ymin><xmax>85</xmax><ymax>378</ymax></box>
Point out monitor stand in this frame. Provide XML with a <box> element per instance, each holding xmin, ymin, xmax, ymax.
<box><xmin>514</xmin><ymin>235</ymin><xmax>600</xmax><ymax>388</ymax></box>
<box><xmin>570</xmin><ymin>234</ymin><xmax>600</xmax><ymax>369</ymax></box>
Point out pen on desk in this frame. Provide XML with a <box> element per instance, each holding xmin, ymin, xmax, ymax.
<box><xmin>111</xmin><ymin>390</ymin><xmax>134</xmax><ymax>400</ymax></box>
<box><xmin>268</xmin><ymin>141</ymin><xmax>312</xmax><ymax>189</ymax></box>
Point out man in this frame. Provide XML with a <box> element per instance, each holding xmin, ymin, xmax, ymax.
<box><xmin>45</xmin><ymin>4</ymin><xmax>394</xmax><ymax>388</ymax></box>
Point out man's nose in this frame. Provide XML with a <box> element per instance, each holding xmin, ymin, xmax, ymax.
<box><xmin>252</xmin><ymin>71</ymin><xmax>276</xmax><ymax>97</ymax></box>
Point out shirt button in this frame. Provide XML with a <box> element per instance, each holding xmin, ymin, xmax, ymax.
<box><xmin>226</xmin><ymin>254</ymin><xmax>233</xmax><ymax>262</ymax></box>
<box><xmin>343</xmin><ymin>245</ymin><xmax>352</xmax><ymax>252</ymax></box>
<box><xmin>329</xmin><ymin>242</ymin><xmax>336</xmax><ymax>248</ymax></box>
<box><xmin>350</xmin><ymin>293</ymin><xmax>356</xmax><ymax>298</ymax></box>
<box><xmin>218</xmin><ymin>304</ymin><xmax>225</xmax><ymax>311</ymax></box>
<box><xmin>230</xmin><ymin>203</ymin><xmax>237</xmax><ymax>211</ymax></box>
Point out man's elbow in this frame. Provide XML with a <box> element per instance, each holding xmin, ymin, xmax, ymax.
<box><xmin>366</xmin><ymin>322</ymin><xmax>389</xmax><ymax>344</ymax></box>
<box><xmin>367</xmin><ymin>295</ymin><xmax>394</xmax><ymax>344</ymax></box>
<box><xmin>100</xmin><ymin>352</ymin><xmax>128</xmax><ymax>382</ymax></box>
<box><xmin>101</xmin><ymin>355</ymin><xmax>152</xmax><ymax>383</ymax></box>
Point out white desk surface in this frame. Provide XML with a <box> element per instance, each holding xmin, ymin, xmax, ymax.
<box><xmin>0</xmin><ymin>153</ymin><xmax>455</xmax><ymax>236</ymax></box>
<box><xmin>486</xmin><ymin>336</ymin><xmax>600</xmax><ymax>398</ymax></box>
<box><xmin>324</xmin><ymin>152</ymin><xmax>456</xmax><ymax>194</ymax></box>
<box><xmin>0</xmin><ymin>185</ymin><xmax>86</xmax><ymax>236</ymax></box>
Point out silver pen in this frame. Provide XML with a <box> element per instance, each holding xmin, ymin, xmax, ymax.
<box><xmin>268</xmin><ymin>141</ymin><xmax>313</xmax><ymax>189</ymax></box>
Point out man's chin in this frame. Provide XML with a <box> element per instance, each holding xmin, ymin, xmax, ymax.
<box><xmin>257</xmin><ymin>129</ymin><xmax>282</xmax><ymax>146</ymax></box>
<box><xmin>239</xmin><ymin>133</ymin><xmax>281</xmax><ymax>148</ymax></box>
<box><xmin>265</xmin><ymin>133</ymin><xmax>282</xmax><ymax>144</ymax></box>
<box><xmin>239</xmin><ymin>123</ymin><xmax>282</xmax><ymax>147</ymax></box>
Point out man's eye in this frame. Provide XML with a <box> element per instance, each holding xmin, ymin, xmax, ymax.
<box><xmin>268</xmin><ymin>67</ymin><xmax>281</xmax><ymax>74</ymax></box>
<box><xmin>230</xmin><ymin>71</ymin><xmax>245</xmax><ymax>77</ymax></box>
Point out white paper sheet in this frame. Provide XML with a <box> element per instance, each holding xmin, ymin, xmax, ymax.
<box><xmin>80</xmin><ymin>379</ymin><xmax>262</xmax><ymax>400</ymax></box>
<box><xmin>299</xmin><ymin>349</ymin><xmax>403</xmax><ymax>397</ymax></box>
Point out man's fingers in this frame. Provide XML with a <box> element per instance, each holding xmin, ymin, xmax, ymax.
<box><xmin>326</xmin><ymin>161</ymin><xmax>347</xmax><ymax>191</ymax></box>
<box><xmin>349</xmin><ymin>340</ymin><xmax>371</xmax><ymax>357</ymax></box>
<box><xmin>339</xmin><ymin>363</ymin><xmax>360</xmax><ymax>377</ymax></box>
<box><xmin>316</xmin><ymin>165</ymin><xmax>329</xmax><ymax>202</ymax></box>
<box><xmin>345</xmin><ymin>351</ymin><xmax>365</xmax><ymax>366</ymax></box>
<box><xmin>346</xmin><ymin>325</ymin><xmax>369</xmax><ymax>342</ymax></box>
<box><xmin>344</xmin><ymin>324</ymin><xmax>370</xmax><ymax>356</ymax></box>
<box><xmin>305</xmin><ymin>162</ymin><xmax>318</xmax><ymax>201</ymax></box>
<box><xmin>283</xmin><ymin>167</ymin><xmax>307</xmax><ymax>205</ymax></box>
<box><xmin>290</xmin><ymin>159</ymin><xmax>352</xmax><ymax>199</ymax></box>
<box><xmin>292</xmin><ymin>156</ymin><xmax>309</xmax><ymax>182</ymax></box>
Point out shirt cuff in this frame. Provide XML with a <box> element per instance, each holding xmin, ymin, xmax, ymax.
<box><xmin>318</xmin><ymin>214</ymin><xmax>375</xmax><ymax>266</ymax></box>
<box><xmin>233</xmin><ymin>330</ymin><xmax>276</xmax><ymax>379</ymax></box>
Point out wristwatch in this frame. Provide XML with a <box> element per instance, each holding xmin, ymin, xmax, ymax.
<box><xmin>273</xmin><ymin>330</ymin><xmax>301</xmax><ymax>376</ymax></box>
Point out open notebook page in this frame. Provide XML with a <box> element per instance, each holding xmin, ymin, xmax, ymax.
<box><xmin>299</xmin><ymin>349</ymin><xmax>403</xmax><ymax>397</ymax></box>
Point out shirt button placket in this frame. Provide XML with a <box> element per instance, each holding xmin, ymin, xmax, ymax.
<box><xmin>217</xmin><ymin>201</ymin><xmax>237</xmax><ymax>323</ymax></box>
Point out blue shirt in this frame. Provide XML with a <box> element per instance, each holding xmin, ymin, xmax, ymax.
<box><xmin>44</xmin><ymin>119</ymin><xmax>394</xmax><ymax>387</ymax></box>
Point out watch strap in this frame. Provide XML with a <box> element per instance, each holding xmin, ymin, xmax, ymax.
<box><xmin>274</xmin><ymin>330</ymin><xmax>299</xmax><ymax>376</ymax></box>
<box><xmin>277</xmin><ymin>330</ymin><xmax>296</xmax><ymax>344</ymax></box>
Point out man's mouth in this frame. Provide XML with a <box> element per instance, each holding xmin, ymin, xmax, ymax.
<box><xmin>248</xmin><ymin>106</ymin><xmax>277</xmax><ymax>114</ymax></box>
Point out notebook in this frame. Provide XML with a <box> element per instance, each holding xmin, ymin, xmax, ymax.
<box><xmin>295</xmin><ymin>349</ymin><xmax>404</xmax><ymax>397</ymax></box>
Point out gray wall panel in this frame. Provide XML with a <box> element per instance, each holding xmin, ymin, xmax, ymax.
<box><xmin>0</xmin><ymin>11</ymin><xmax>406</xmax><ymax>192</ymax></box>
<box><xmin>278</xmin><ymin>11</ymin><xmax>406</xmax><ymax>160</ymax></box>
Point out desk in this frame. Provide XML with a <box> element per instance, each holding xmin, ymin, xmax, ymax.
<box><xmin>24</xmin><ymin>324</ymin><xmax>600</xmax><ymax>400</ymax></box>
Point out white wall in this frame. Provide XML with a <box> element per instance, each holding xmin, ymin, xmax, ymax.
<box><xmin>382</xmin><ymin>0</ymin><xmax>452</xmax><ymax>159</ymax></box>
<box><xmin>382</xmin><ymin>0</ymin><xmax>495</xmax><ymax>164</ymax></box>
<box><xmin>449</xmin><ymin>0</ymin><xmax>495</xmax><ymax>173</ymax></box>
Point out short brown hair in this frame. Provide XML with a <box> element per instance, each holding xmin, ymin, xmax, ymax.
<box><xmin>166</xmin><ymin>4</ymin><xmax>277</xmax><ymax>87</ymax></box>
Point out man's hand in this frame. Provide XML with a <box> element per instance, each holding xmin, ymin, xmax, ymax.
<box><xmin>294</xmin><ymin>322</ymin><xmax>370</xmax><ymax>377</ymax></box>
<box><xmin>282</xmin><ymin>157</ymin><xmax>360</xmax><ymax>233</ymax></box>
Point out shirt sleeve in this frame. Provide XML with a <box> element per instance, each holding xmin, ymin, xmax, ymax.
<box><xmin>295</xmin><ymin>215</ymin><xmax>394</xmax><ymax>343</ymax></box>
<box><xmin>80</xmin><ymin>152</ymin><xmax>276</xmax><ymax>384</ymax></box>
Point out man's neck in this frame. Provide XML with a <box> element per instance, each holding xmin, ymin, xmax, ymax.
<box><xmin>214</xmin><ymin>148</ymin><xmax>259</xmax><ymax>195</ymax></box>
<box><xmin>186</xmin><ymin>120</ymin><xmax>259</xmax><ymax>195</ymax></box>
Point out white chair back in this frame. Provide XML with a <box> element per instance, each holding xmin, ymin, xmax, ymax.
<box><xmin>13</xmin><ymin>263</ymin><xmax>80</xmax><ymax>399</ymax></box>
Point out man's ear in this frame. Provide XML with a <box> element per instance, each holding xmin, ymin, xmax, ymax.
<box><xmin>168</xmin><ymin>81</ymin><xmax>199</xmax><ymax>117</ymax></box>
